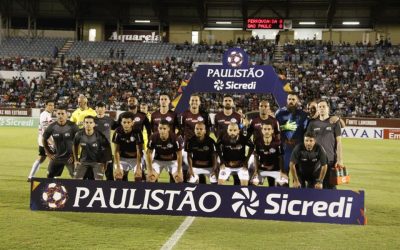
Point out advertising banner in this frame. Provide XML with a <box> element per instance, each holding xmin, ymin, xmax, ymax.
<box><xmin>341</xmin><ymin>127</ymin><xmax>383</xmax><ymax>139</ymax></box>
<box><xmin>0</xmin><ymin>70</ymin><xmax>46</xmax><ymax>81</ymax></box>
<box><xmin>344</xmin><ymin>117</ymin><xmax>400</xmax><ymax>128</ymax></box>
<box><xmin>174</xmin><ymin>48</ymin><xmax>289</xmax><ymax>113</ymax></box>
<box><xmin>107</xmin><ymin>30</ymin><xmax>160</xmax><ymax>43</ymax></box>
<box><xmin>0</xmin><ymin>108</ymin><xmax>31</xmax><ymax>117</ymax></box>
<box><xmin>31</xmin><ymin>178</ymin><xmax>366</xmax><ymax>225</ymax></box>
<box><xmin>383</xmin><ymin>129</ymin><xmax>400</xmax><ymax>140</ymax></box>
<box><xmin>0</xmin><ymin>116</ymin><xmax>39</xmax><ymax>127</ymax></box>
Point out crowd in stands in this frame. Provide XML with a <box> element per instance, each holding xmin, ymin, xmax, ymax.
<box><xmin>176</xmin><ymin>37</ymin><xmax>275</xmax><ymax>63</ymax></box>
<box><xmin>0</xmin><ymin>57</ymin><xmax>55</xmax><ymax>72</ymax></box>
<box><xmin>0</xmin><ymin>38</ymin><xmax>399</xmax><ymax>118</ymax></box>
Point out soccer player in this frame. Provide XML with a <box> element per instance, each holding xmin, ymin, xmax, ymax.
<box><xmin>213</xmin><ymin>95</ymin><xmax>243</xmax><ymax>185</ymax></box>
<box><xmin>94</xmin><ymin>102</ymin><xmax>116</xmax><ymax>180</ymax></box>
<box><xmin>146</xmin><ymin>120</ymin><xmax>183</xmax><ymax>183</ymax></box>
<box><xmin>140</xmin><ymin>102</ymin><xmax>152</xmax><ymax>151</ymax></box>
<box><xmin>28</xmin><ymin>100</ymin><xmax>54</xmax><ymax>181</ymax></box>
<box><xmin>179</xmin><ymin>94</ymin><xmax>211</xmax><ymax>182</ymax></box>
<box><xmin>213</xmin><ymin>95</ymin><xmax>242</xmax><ymax>140</ymax></box>
<box><xmin>252</xmin><ymin>122</ymin><xmax>285</xmax><ymax>186</ymax></box>
<box><xmin>307</xmin><ymin>100</ymin><xmax>345</xmax><ymax>128</ymax></box>
<box><xmin>216</xmin><ymin>123</ymin><xmax>254</xmax><ymax>186</ymax></box>
<box><xmin>117</xmin><ymin>97</ymin><xmax>152</xmax><ymax>180</ymax></box>
<box><xmin>43</xmin><ymin>105</ymin><xmax>79</xmax><ymax>178</ymax></box>
<box><xmin>247</xmin><ymin>100</ymin><xmax>281</xmax><ymax>181</ymax></box>
<box><xmin>248</xmin><ymin>100</ymin><xmax>280</xmax><ymax>141</ymax></box>
<box><xmin>70</xmin><ymin>95</ymin><xmax>97</xmax><ymax>180</ymax></box>
<box><xmin>151</xmin><ymin>93</ymin><xmax>179</xmax><ymax>133</ymax></box>
<box><xmin>73</xmin><ymin>116</ymin><xmax>111</xmax><ymax>180</ymax></box>
<box><xmin>306</xmin><ymin>101</ymin><xmax>319</xmax><ymax>120</ymax></box>
<box><xmin>70</xmin><ymin>95</ymin><xmax>97</xmax><ymax>129</ymax></box>
<box><xmin>289</xmin><ymin>131</ymin><xmax>328</xmax><ymax>189</ymax></box>
<box><xmin>185</xmin><ymin>122</ymin><xmax>217</xmax><ymax>184</ymax></box>
<box><xmin>139</xmin><ymin>102</ymin><xmax>152</xmax><ymax>176</ymax></box>
<box><xmin>116</xmin><ymin>97</ymin><xmax>151</xmax><ymax>137</ymax></box>
<box><xmin>179</xmin><ymin>94</ymin><xmax>211</xmax><ymax>143</ymax></box>
<box><xmin>112</xmin><ymin>112</ymin><xmax>143</xmax><ymax>182</ymax></box>
<box><xmin>275</xmin><ymin>93</ymin><xmax>308</xmax><ymax>175</ymax></box>
<box><xmin>306</xmin><ymin>100</ymin><xmax>343</xmax><ymax>189</ymax></box>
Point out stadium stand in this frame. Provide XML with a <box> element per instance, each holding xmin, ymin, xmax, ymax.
<box><xmin>0</xmin><ymin>37</ymin><xmax>399</xmax><ymax>118</ymax></box>
<box><xmin>0</xmin><ymin>37</ymin><xmax>66</xmax><ymax>58</ymax></box>
<box><xmin>65</xmin><ymin>38</ymin><xmax>275</xmax><ymax>63</ymax></box>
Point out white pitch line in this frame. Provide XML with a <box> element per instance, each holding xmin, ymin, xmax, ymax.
<box><xmin>160</xmin><ymin>216</ymin><xmax>195</xmax><ymax>250</ymax></box>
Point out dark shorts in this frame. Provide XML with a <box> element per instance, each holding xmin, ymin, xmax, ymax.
<box><xmin>39</xmin><ymin>146</ymin><xmax>46</xmax><ymax>157</ymax></box>
<box><xmin>297</xmin><ymin>166</ymin><xmax>321</xmax><ymax>188</ymax></box>
<box><xmin>39</xmin><ymin>146</ymin><xmax>54</xmax><ymax>157</ymax></box>
<box><xmin>74</xmin><ymin>162</ymin><xmax>104</xmax><ymax>180</ymax></box>
<box><xmin>47</xmin><ymin>159</ymin><xmax>74</xmax><ymax>178</ymax></box>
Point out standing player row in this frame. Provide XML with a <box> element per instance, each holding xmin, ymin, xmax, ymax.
<box><xmin>30</xmin><ymin>92</ymin><xmax>343</xmax><ymax>189</ymax></box>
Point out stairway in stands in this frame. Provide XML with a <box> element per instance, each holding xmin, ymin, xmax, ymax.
<box><xmin>273</xmin><ymin>44</ymin><xmax>284</xmax><ymax>63</ymax></box>
<box><xmin>48</xmin><ymin>40</ymin><xmax>75</xmax><ymax>82</ymax></box>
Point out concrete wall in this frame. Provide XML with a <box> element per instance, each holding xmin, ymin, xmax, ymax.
<box><xmin>169</xmin><ymin>24</ymin><xmax>193</xmax><ymax>43</ymax></box>
<box><xmin>320</xmin><ymin>25</ymin><xmax>400</xmax><ymax>45</ymax></box>
<box><xmin>375</xmin><ymin>25</ymin><xmax>400</xmax><ymax>44</ymax></box>
<box><xmin>169</xmin><ymin>23</ymin><xmax>253</xmax><ymax>44</ymax></box>
<box><xmin>199</xmin><ymin>30</ymin><xmax>252</xmax><ymax>44</ymax></box>
<box><xmin>279</xmin><ymin>30</ymin><xmax>294</xmax><ymax>43</ymax></box>
<box><xmin>6</xmin><ymin>29</ymin><xmax>74</xmax><ymax>39</ymax></box>
<box><xmin>82</xmin><ymin>21</ymin><xmax>105</xmax><ymax>41</ymax></box>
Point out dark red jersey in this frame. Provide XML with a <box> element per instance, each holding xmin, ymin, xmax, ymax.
<box><xmin>151</xmin><ymin>110</ymin><xmax>179</xmax><ymax>133</ymax></box>
<box><xmin>254</xmin><ymin>137</ymin><xmax>283</xmax><ymax>171</ymax></box>
<box><xmin>214</xmin><ymin>111</ymin><xmax>242</xmax><ymax>139</ymax></box>
<box><xmin>148</xmin><ymin>132</ymin><xmax>183</xmax><ymax>161</ymax></box>
<box><xmin>112</xmin><ymin>127</ymin><xmax>143</xmax><ymax>158</ymax></box>
<box><xmin>179</xmin><ymin>110</ymin><xmax>211</xmax><ymax>142</ymax></box>
<box><xmin>248</xmin><ymin>115</ymin><xmax>280</xmax><ymax>142</ymax></box>
<box><xmin>185</xmin><ymin>135</ymin><xmax>216</xmax><ymax>168</ymax></box>
<box><xmin>216</xmin><ymin>134</ymin><xmax>254</xmax><ymax>168</ymax></box>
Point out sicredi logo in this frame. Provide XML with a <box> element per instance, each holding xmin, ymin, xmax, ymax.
<box><xmin>214</xmin><ymin>80</ymin><xmax>224</xmax><ymax>90</ymax></box>
<box><xmin>231</xmin><ymin>188</ymin><xmax>259</xmax><ymax>218</ymax></box>
<box><xmin>213</xmin><ymin>80</ymin><xmax>257</xmax><ymax>91</ymax></box>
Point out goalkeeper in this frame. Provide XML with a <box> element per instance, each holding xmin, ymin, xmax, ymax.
<box><xmin>275</xmin><ymin>93</ymin><xmax>308</xmax><ymax>175</ymax></box>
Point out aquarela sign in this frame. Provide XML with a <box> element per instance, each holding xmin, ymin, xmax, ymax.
<box><xmin>174</xmin><ymin>48</ymin><xmax>289</xmax><ymax>113</ymax></box>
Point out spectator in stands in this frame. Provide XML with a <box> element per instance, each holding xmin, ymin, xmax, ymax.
<box><xmin>52</xmin><ymin>46</ymin><xmax>58</xmax><ymax>59</ymax></box>
<box><xmin>109</xmin><ymin>48</ymin><xmax>114</xmax><ymax>59</ymax></box>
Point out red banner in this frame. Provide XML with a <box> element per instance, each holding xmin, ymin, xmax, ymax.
<box><xmin>383</xmin><ymin>129</ymin><xmax>400</xmax><ymax>140</ymax></box>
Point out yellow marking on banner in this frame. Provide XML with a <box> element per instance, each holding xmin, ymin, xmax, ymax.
<box><xmin>32</xmin><ymin>181</ymin><xmax>41</xmax><ymax>191</ymax></box>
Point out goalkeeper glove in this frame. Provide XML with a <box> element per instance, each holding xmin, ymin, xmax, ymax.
<box><xmin>280</xmin><ymin>120</ymin><xmax>298</xmax><ymax>131</ymax></box>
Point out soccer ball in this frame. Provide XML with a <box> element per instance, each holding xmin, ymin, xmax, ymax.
<box><xmin>227</xmin><ymin>51</ymin><xmax>244</xmax><ymax>68</ymax></box>
<box><xmin>42</xmin><ymin>183</ymin><xmax>68</xmax><ymax>209</ymax></box>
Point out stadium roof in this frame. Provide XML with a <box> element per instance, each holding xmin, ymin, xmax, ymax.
<box><xmin>0</xmin><ymin>0</ymin><xmax>399</xmax><ymax>29</ymax></box>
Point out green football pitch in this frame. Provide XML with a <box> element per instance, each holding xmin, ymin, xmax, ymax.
<box><xmin>0</xmin><ymin>127</ymin><xmax>399</xmax><ymax>249</ymax></box>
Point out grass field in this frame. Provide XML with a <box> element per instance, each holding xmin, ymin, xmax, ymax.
<box><xmin>1</xmin><ymin>127</ymin><xmax>400</xmax><ymax>249</ymax></box>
